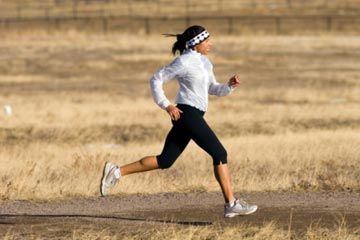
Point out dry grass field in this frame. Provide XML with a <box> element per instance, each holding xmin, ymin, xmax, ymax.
<box><xmin>0</xmin><ymin>31</ymin><xmax>359</xmax><ymax>239</ymax></box>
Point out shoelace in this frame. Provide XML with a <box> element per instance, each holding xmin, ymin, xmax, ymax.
<box><xmin>106</xmin><ymin>166</ymin><xmax>119</xmax><ymax>186</ymax></box>
<box><xmin>236</xmin><ymin>199</ymin><xmax>249</xmax><ymax>208</ymax></box>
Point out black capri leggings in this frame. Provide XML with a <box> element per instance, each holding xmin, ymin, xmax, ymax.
<box><xmin>156</xmin><ymin>104</ymin><xmax>227</xmax><ymax>169</ymax></box>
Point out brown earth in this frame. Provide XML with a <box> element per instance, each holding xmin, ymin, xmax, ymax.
<box><xmin>0</xmin><ymin>191</ymin><xmax>359</xmax><ymax>238</ymax></box>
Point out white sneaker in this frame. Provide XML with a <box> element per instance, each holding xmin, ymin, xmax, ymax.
<box><xmin>100</xmin><ymin>162</ymin><xmax>120</xmax><ymax>196</ymax></box>
<box><xmin>224</xmin><ymin>199</ymin><xmax>258</xmax><ymax>218</ymax></box>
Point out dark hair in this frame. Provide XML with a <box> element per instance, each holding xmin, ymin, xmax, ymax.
<box><xmin>164</xmin><ymin>25</ymin><xmax>207</xmax><ymax>55</ymax></box>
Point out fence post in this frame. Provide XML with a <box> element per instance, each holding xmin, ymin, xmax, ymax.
<box><xmin>128</xmin><ymin>0</ymin><xmax>132</xmax><ymax>16</ymax></box>
<box><xmin>145</xmin><ymin>18</ymin><xmax>150</xmax><ymax>35</ymax></box>
<box><xmin>228</xmin><ymin>17</ymin><xmax>233</xmax><ymax>34</ymax></box>
<box><xmin>156</xmin><ymin>0</ymin><xmax>161</xmax><ymax>15</ymax></box>
<box><xmin>102</xmin><ymin>17</ymin><xmax>108</xmax><ymax>34</ymax></box>
<box><xmin>72</xmin><ymin>0</ymin><xmax>78</xmax><ymax>19</ymax></box>
<box><xmin>218</xmin><ymin>0</ymin><xmax>222</xmax><ymax>12</ymax></box>
<box><xmin>17</xmin><ymin>6</ymin><xmax>22</xmax><ymax>19</ymax></box>
<box><xmin>287</xmin><ymin>0</ymin><xmax>292</xmax><ymax>8</ymax></box>
<box><xmin>2</xmin><ymin>20</ymin><xmax>8</xmax><ymax>30</ymax></box>
<box><xmin>54</xmin><ymin>18</ymin><xmax>60</xmax><ymax>31</ymax></box>
<box><xmin>186</xmin><ymin>0</ymin><xmax>190</xmax><ymax>17</ymax></box>
<box><xmin>251</xmin><ymin>0</ymin><xmax>256</xmax><ymax>8</ymax></box>
<box><xmin>326</xmin><ymin>16</ymin><xmax>332</xmax><ymax>32</ymax></box>
<box><xmin>276</xmin><ymin>16</ymin><xmax>281</xmax><ymax>34</ymax></box>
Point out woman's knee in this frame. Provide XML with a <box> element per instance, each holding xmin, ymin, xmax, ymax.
<box><xmin>156</xmin><ymin>155</ymin><xmax>176</xmax><ymax>169</ymax></box>
<box><xmin>212</xmin><ymin>148</ymin><xmax>228</xmax><ymax>165</ymax></box>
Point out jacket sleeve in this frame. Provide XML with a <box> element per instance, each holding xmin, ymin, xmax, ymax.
<box><xmin>208</xmin><ymin>67</ymin><xmax>233</xmax><ymax>97</ymax></box>
<box><xmin>150</xmin><ymin>57</ymin><xmax>184</xmax><ymax>110</ymax></box>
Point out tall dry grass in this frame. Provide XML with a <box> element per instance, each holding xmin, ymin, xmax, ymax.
<box><xmin>3</xmin><ymin>221</ymin><xmax>359</xmax><ymax>240</ymax></box>
<box><xmin>1</xmin><ymin>128</ymin><xmax>359</xmax><ymax>199</ymax></box>
<box><xmin>0</xmin><ymin>32</ymin><xmax>360</xmax><ymax>200</ymax></box>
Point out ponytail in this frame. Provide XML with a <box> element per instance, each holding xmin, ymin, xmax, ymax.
<box><xmin>172</xmin><ymin>34</ymin><xmax>187</xmax><ymax>55</ymax></box>
<box><xmin>163</xmin><ymin>33</ymin><xmax>187</xmax><ymax>55</ymax></box>
<box><xmin>163</xmin><ymin>25</ymin><xmax>208</xmax><ymax>56</ymax></box>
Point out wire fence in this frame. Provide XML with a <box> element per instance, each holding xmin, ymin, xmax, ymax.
<box><xmin>1</xmin><ymin>14</ymin><xmax>359</xmax><ymax>35</ymax></box>
<box><xmin>0</xmin><ymin>0</ymin><xmax>360</xmax><ymax>20</ymax></box>
<box><xmin>0</xmin><ymin>0</ymin><xmax>359</xmax><ymax>35</ymax></box>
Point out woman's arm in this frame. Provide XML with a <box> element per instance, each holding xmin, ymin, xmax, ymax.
<box><xmin>150</xmin><ymin>58</ymin><xmax>185</xmax><ymax>120</ymax></box>
<box><xmin>208</xmin><ymin>70</ymin><xmax>240</xmax><ymax>96</ymax></box>
<box><xmin>228</xmin><ymin>74</ymin><xmax>241</xmax><ymax>88</ymax></box>
<box><xmin>150</xmin><ymin>58</ymin><xmax>184</xmax><ymax>109</ymax></box>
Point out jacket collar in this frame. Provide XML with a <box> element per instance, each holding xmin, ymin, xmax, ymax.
<box><xmin>183</xmin><ymin>48</ymin><xmax>202</xmax><ymax>57</ymax></box>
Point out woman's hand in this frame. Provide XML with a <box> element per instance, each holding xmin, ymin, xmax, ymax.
<box><xmin>166</xmin><ymin>104</ymin><xmax>183</xmax><ymax>121</ymax></box>
<box><xmin>228</xmin><ymin>74</ymin><xmax>241</xmax><ymax>88</ymax></box>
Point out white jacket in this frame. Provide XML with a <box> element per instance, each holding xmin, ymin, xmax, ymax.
<box><xmin>150</xmin><ymin>49</ymin><xmax>232</xmax><ymax>112</ymax></box>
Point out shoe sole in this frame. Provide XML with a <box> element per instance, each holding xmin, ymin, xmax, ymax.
<box><xmin>100</xmin><ymin>162</ymin><xmax>111</xmax><ymax>197</ymax></box>
<box><xmin>224</xmin><ymin>206</ymin><xmax>258</xmax><ymax>218</ymax></box>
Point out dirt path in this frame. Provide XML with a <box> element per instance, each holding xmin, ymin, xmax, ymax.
<box><xmin>0</xmin><ymin>191</ymin><xmax>359</xmax><ymax>238</ymax></box>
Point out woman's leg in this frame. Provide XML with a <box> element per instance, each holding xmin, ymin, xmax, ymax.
<box><xmin>119</xmin><ymin>121</ymin><xmax>191</xmax><ymax>176</ymax></box>
<box><xmin>178</xmin><ymin>106</ymin><xmax>235</xmax><ymax>203</ymax></box>
<box><xmin>100</xmin><ymin>123</ymin><xmax>189</xmax><ymax>196</ymax></box>
<box><xmin>214</xmin><ymin>163</ymin><xmax>235</xmax><ymax>203</ymax></box>
<box><xmin>120</xmin><ymin>156</ymin><xmax>159</xmax><ymax>176</ymax></box>
<box><xmin>118</xmin><ymin>151</ymin><xmax>236</xmax><ymax>204</ymax></box>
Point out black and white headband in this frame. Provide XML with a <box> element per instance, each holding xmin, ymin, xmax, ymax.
<box><xmin>186</xmin><ymin>30</ymin><xmax>210</xmax><ymax>48</ymax></box>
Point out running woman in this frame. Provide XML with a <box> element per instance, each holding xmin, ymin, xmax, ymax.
<box><xmin>100</xmin><ymin>25</ymin><xmax>257</xmax><ymax>218</ymax></box>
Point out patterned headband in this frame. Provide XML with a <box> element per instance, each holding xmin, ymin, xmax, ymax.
<box><xmin>186</xmin><ymin>30</ymin><xmax>210</xmax><ymax>48</ymax></box>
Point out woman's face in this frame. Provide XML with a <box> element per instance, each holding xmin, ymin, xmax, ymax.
<box><xmin>195</xmin><ymin>38</ymin><xmax>212</xmax><ymax>55</ymax></box>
